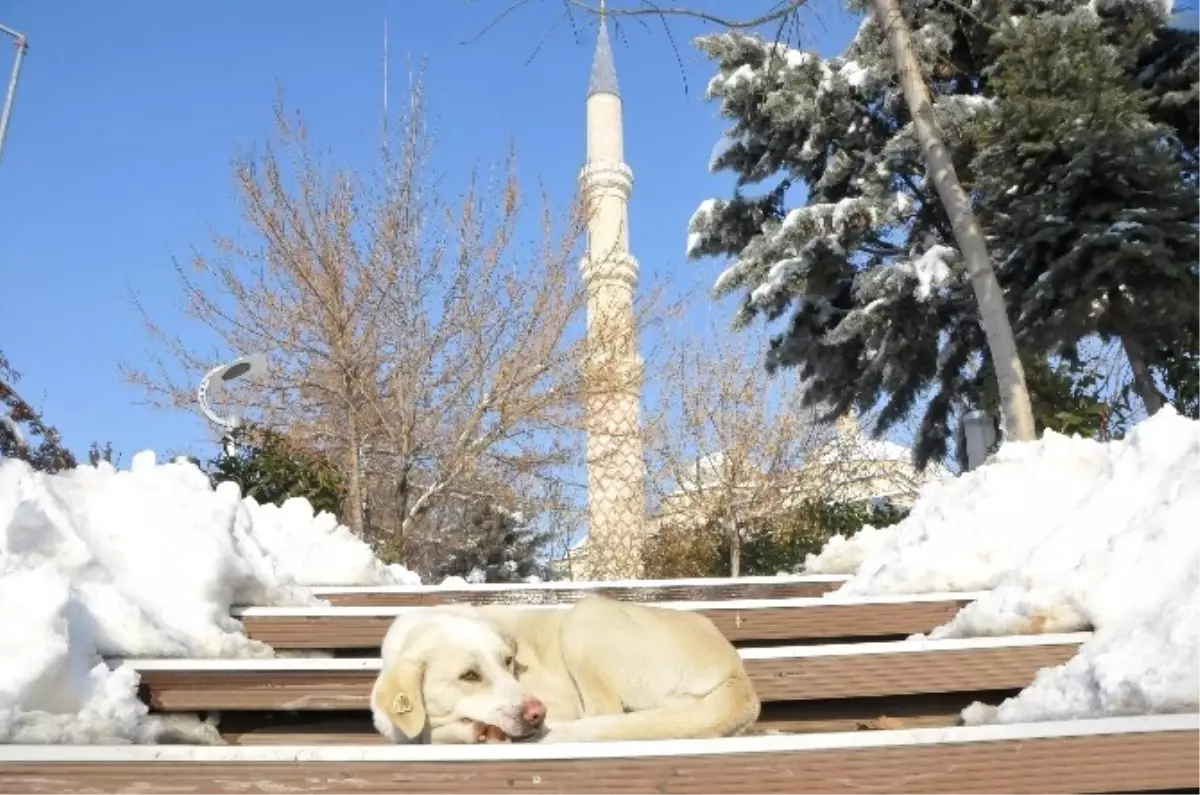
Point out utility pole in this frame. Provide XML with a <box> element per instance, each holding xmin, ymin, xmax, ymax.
<box><xmin>0</xmin><ymin>23</ymin><xmax>29</xmax><ymax>168</ymax></box>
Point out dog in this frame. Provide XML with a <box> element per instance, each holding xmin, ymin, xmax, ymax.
<box><xmin>369</xmin><ymin>595</ymin><xmax>760</xmax><ymax>744</ymax></box>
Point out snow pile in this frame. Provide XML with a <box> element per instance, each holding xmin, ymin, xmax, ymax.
<box><xmin>806</xmin><ymin>407</ymin><xmax>1200</xmax><ymax>724</ymax></box>
<box><xmin>805</xmin><ymin>427</ymin><xmax>1114</xmax><ymax>591</ymax></box>
<box><xmin>0</xmin><ymin>451</ymin><xmax>417</xmax><ymax>742</ymax></box>
<box><xmin>0</xmin><ymin>568</ymin><xmax>220</xmax><ymax>744</ymax></box>
<box><xmin>245</xmin><ymin>498</ymin><xmax>420</xmax><ymax>587</ymax></box>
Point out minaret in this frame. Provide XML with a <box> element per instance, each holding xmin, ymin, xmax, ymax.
<box><xmin>578</xmin><ymin>7</ymin><xmax>646</xmax><ymax>580</ymax></box>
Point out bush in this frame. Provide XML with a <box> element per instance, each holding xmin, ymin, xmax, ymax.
<box><xmin>207</xmin><ymin>426</ymin><xmax>346</xmax><ymax>517</ymax></box>
<box><xmin>643</xmin><ymin>499</ymin><xmax>909</xmax><ymax>579</ymax></box>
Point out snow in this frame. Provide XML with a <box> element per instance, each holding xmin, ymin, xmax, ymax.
<box><xmin>710</xmin><ymin>131</ymin><xmax>750</xmax><ymax>172</ymax></box>
<box><xmin>244</xmin><ymin>498</ymin><xmax>419</xmax><ymax>587</ymax></box>
<box><xmin>0</xmin><ymin>412</ymin><xmax>22</xmax><ymax>445</ymax></box>
<box><xmin>715</xmin><ymin>63</ymin><xmax>756</xmax><ymax>94</ymax></box>
<box><xmin>910</xmin><ymin>244</ymin><xmax>955</xmax><ymax>300</ymax></box>
<box><xmin>750</xmin><ymin>256</ymin><xmax>805</xmax><ymax>306</ymax></box>
<box><xmin>686</xmin><ymin>199</ymin><xmax>719</xmax><ymax>259</ymax></box>
<box><xmin>840</xmin><ymin>60</ymin><xmax>868</xmax><ymax>88</ymax></box>
<box><xmin>7</xmin><ymin>405</ymin><xmax>1196</xmax><ymax>742</ymax></box>
<box><xmin>0</xmin><ymin>451</ymin><xmax>418</xmax><ymax>743</ymax></box>
<box><xmin>805</xmin><ymin>408</ymin><xmax>1200</xmax><ymax>724</ymax></box>
<box><xmin>783</xmin><ymin>50</ymin><xmax>816</xmax><ymax>69</ymax></box>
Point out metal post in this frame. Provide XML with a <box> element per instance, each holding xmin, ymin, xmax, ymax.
<box><xmin>0</xmin><ymin>23</ymin><xmax>29</xmax><ymax>168</ymax></box>
<box><xmin>197</xmin><ymin>354</ymin><xmax>268</xmax><ymax>458</ymax></box>
<box><xmin>962</xmin><ymin>409</ymin><xmax>997</xmax><ymax>472</ymax></box>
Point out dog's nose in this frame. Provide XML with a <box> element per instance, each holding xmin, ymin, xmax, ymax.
<box><xmin>521</xmin><ymin>696</ymin><xmax>547</xmax><ymax>726</ymax></box>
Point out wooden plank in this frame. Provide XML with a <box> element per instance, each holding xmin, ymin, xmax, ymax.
<box><xmin>300</xmin><ymin>574</ymin><xmax>851</xmax><ymax>607</ymax></box>
<box><xmin>1</xmin><ymin>715</ymin><xmax>1194</xmax><ymax>794</ymax></box>
<box><xmin>233</xmin><ymin>592</ymin><xmax>983</xmax><ymax>649</ymax></box>
<box><xmin>741</xmin><ymin>635</ymin><xmax>1085</xmax><ymax>701</ymax></box>
<box><xmin>121</xmin><ymin>634</ymin><xmax>1089</xmax><ymax>711</ymax></box>
<box><xmin>216</xmin><ymin>691</ymin><xmax>1021</xmax><ymax>745</ymax></box>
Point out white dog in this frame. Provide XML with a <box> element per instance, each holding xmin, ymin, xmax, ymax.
<box><xmin>369</xmin><ymin>596</ymin><xmax>760</xmax><ymax>744</ymax></box>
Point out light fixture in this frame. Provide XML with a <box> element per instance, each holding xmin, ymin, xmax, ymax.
<box><xmin>197</xmin><ymin>353</ymin><xmax>267</xmax><ymax>456</ymax></box>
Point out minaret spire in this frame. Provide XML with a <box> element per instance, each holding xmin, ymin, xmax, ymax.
<box><xmin>588</xmin><ymin>5</ymin><xmax>620</xmax><ymax>98</ymax></box>
<box><xmin>577</xmin><ymin>8</ymin><xmax>646</xmax><ymax>580</ymax></box>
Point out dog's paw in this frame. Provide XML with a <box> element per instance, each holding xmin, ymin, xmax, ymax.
<box><xmin>473</xmin><ymin>722</ymin><xmax>511</xmax><ymax>744</ymax></box>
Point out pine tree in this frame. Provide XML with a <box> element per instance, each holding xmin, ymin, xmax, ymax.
<box><xmin>0</xmin><ymin>351</ymin><xmax>77</xmax><ymax>473</ymax></box>
<box><xmin>688</xmin><ymin>16</ymin><xmax>1024</xmax><ymax>467</ymax></box>
<box><xmin>974</xmin><ymin>2</ymin><xmax>1199</xmax><ymax>415</ymax></box>
<box><xmin>426</xmin><ymin>499</ymin><xmax>550</xmax><ymax>584</ymax></box>
<box><xmin>1123</xmin><ymin>4</ymin><xmax>1199</xmax><ymax>181</ymax></box>
<box><xmin>1139</xmin><ymin>23</ymin><xmax>1199</xmax><ymax>415</ymax></box>
<box><xmin>208</xmin><ymin>426</ymin><xmax>347</xmax><ymax>518</ymax></box>
<box><xmin>686</xmin><ymin>0</ymin><xmax>1197</xmax><ymax>465</ymax></box>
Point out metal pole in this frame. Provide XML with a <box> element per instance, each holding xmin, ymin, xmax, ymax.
<box><xmin>0</xmin><ymin>23</ymin><xmax>29</xmax><ymax>168</ymax></box>
<box><xmin>961</xmin><ymin>409</ymin><xmax>997</xmax><ymax>472</ymax></box>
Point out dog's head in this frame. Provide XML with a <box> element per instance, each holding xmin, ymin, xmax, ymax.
<box><xmin>370</xmin><ymin>606</ymin><xmax>547</xmax><ymax>744</ymax></box>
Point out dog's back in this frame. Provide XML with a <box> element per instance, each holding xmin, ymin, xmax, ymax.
<box><xmin>489</xmin><ymin>596</ymin><xmax>760</xmax><ymax>742</ymax></box>
<box><xmin>405</xmin><ymin>597</ymin><xmax>759</xmax><ymax>743</ymax></box>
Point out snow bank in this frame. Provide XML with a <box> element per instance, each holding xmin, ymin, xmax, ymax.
<box><xmin>0</xmin><ymin>451</ymin><xmax>417</xmax><ymax>742</ymax></box>
<box><xmin>804</xmin><ymin>429</ymin><xmax>1114</xmax><ymax>589</ymax></box>
<box><xmin>0</xmin><ymin>568</ymin><xmax>221</xmax><ymax>744</ymax></box>
<box><xmin>806</xmin><ymin>408</ymin><xmax>1200</xmax><ymax>725</ymax></box>
<box><xmin>245</xmin><ymin>498</ymin><xmax>420</xmax><ymax>587</ymax></box>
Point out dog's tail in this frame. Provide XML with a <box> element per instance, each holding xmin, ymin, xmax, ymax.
<box><xmin>542</xmin><ymin>674</ymin><xmax>761</xmax><ymax>744</ymax></box>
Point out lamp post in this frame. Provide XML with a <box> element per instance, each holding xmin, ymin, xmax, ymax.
<box><xmin>197</xmin><ymin>353</ymin><xmax>267</xmax><ymax>457</ymax></box>
<box><xmin>961</xmin><ymin>409</ymin><xmax>997</xmax><ymax>472</ymax></box>
<box><xmin>0</xmin><ymin>23</ymin><xmax>29</xmax><ymax>168</ymax></box>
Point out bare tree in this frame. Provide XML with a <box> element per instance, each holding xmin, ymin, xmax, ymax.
<box><xmin>124</xmin><ymin>79</ymin><xmax>613</xmax><ymax>565</ymax></box>
<box><xmin>645</xmin><ymin>323</ymin><xmax>833</xmax><ymax>576</ymax></box>
<box><xmin>497</xmin><ymin>0</ymin><xmax>1036</xmax><ymax>445</ymax></box>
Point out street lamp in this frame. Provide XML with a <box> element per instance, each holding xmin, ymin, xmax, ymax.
<box><xmin>0</xmin><ymin>23</ymin><xmax>29</xmax><ymax>168</ymax></box>
<box><xmin>197</xmin><ymin>353</ymin><xmax>267</xmax><ymax>457</ymax></box>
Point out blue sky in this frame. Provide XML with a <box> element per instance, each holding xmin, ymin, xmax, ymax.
<box><xmin>0</xmin><ymin>0</ymin><xmax>861</xmax><ymax>464</ymax></box>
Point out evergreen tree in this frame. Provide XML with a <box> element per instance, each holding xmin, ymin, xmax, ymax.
<box><xmin>686</xmin><ymin>0</ymin><xmax>1197</xmax><ymax>466</ymax></box>
<box><xmin>0</xmin><ymin>351</ymin><xmax>77</xmax><ymax>473</ymax></box>
<box><xmin>425</xmin><ymin>499</ymin><xmax>550</xmax><ymax>584</ymax></box>
<box><xmin>974</xmin><ymin>2</ymin><xmax>1199</xmax><ymax>415</ymax></box>
<box><xmin>1157</xmin><ymin>325</ymin><xmax>1199</xmax><ymax>417</ymax></box>
<box><xmin>1132</xmin><ymin>18</ymin><xmax>1200</xmax><ymax>182</ymax></box>
<box><xmin>208</xmin><ymin>425</ymin><xmax>347</xmax><ymax>517</ymax></box>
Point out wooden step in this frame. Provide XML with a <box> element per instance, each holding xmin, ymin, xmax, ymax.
<box><xmin>118</xmin><ymin>634</ymin><xmax>1088</xmax><ymax>711</ymax></box>
<box><xmin>296</xmin><ymin>573</ymin><xmax>851</xmax><ymax>608</ymax></box>
<box><xmin>215</xmin><ymin>690</ymin><xmax>1022</xmax><ymax>744</ymax></box>
<box><xmin>1</xmin><ymin>714</ymin><xmax>1194</xmax><ymax>794</ymax></box>
<box><xmin>233</xmin><ymin>592</ymin><xmax>983</xmax><ymax>649</ymax></box>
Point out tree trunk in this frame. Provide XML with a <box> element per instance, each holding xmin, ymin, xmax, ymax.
<box><xmin>344</xmin><ymin>405</ymin><xmax>366</xmax><ymax>537</ymax></box>
<box><xmin>871</xmin><ymin>0</ymin><xmax>1037</xmax><ymax>443</ymax></box>
<box><xmin>727</xmin><ymin>517</ymin><xmax>742</xmax><ymax>578</ymax></box>
<box><xmin>1120</xmin><ymin>333</ymin><xmax>1166</xmax><ymax>416</ymax></box>
<box><xmin>391</xmin><ymin>472</ymin><xmax>411</xmax><ymax>563</ymax></box>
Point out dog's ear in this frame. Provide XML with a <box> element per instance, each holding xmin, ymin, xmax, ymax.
<box><xmin>372</xmin><ymin>659</ymin><xmax>427</xmax><ymax>741</ymax></box>
<box><xmin>502</xmin><ymin>632</ymin><xmax>528</xmax><ymax>677</ymax></box>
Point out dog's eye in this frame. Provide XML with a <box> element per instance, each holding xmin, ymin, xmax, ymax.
<box><xmin>504</xmin><ymin>655</ymin><xmax>515</xmax><ymax>669</ymax></box>
<box><xmin>459</xmin><ymin>669</ymin><xmax>481</xmax><ymax>682</ymax></box>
